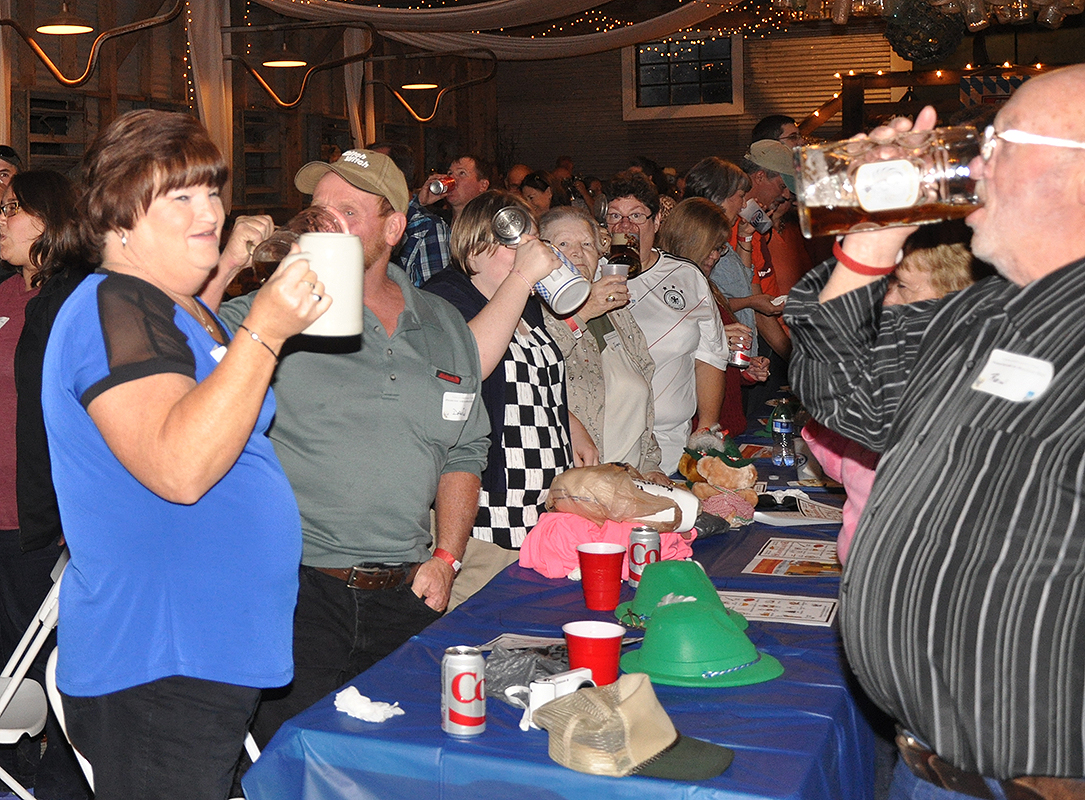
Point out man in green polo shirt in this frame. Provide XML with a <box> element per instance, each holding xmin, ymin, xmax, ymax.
<box><xmin>214</xmin><ymin>149</ymin><xmax>490</xmax><ymax>749</ymax></box>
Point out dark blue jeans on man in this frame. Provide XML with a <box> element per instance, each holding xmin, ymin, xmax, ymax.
<box><xmin>250</xmin><ymin>564</ymin><xmax>442</xmax><ymax>748</ymax></box>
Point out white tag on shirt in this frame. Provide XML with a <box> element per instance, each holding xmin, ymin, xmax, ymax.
<box><xmin>442</xmin><ymin>391</ymin><xmax>475</xmax><ymax>421</ymax></box>
<box><xmin>210</xmin><ymin>345</ymin><xmax>228</xmax><ymax>363</ymax></box>
<box><xmin>603</xmin><ymin>330</ymin><xmax>623</xmax><ymax>352</ymax></box>
<box><xmin>971</xmin><ymin>348</ymin><xmax>1053</xmax><ymax>402</ymax></box>
<box><xmin>0</xmin><ymin>316</ymin><xmax>9</xmax><ymax>329</ymax></box>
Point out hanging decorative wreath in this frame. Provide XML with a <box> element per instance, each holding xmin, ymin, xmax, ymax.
<box><xmin>884</xmin><ymin>0</ymin><xmax>966</xmax><ymax>64</ymax></box>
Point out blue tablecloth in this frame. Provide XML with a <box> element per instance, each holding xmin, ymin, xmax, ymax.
<box><xmin>243</xmin><ymin>501</ymin><xmax>875</xmax><ymax>800</ymax></box>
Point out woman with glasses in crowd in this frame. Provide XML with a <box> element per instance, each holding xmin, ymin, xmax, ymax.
<box><xmin>602</xmin><ymin>174</ymin><xmax>729</xmax><ymax>474</ymax></box>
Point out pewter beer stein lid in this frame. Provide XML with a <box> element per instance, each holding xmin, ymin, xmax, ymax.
<box><xmin>492</xmin><ymin>206</ymin><xmax>532</xmax><ymax>246</ymax></box>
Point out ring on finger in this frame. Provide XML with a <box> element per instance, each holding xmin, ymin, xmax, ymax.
<box><xmin>311</xmin><ymin>293</ymin><xmax>322</xmax><ymax>302</ymax></box>
<box><xmin>302</xmin><ymin>280</ymin><xmax>316</xmax><ymax>290</ymax></box>
<box><xmin>606</xmin><ymin>295</ymin><xmax>615</xmax><ymax>302</ymax></box>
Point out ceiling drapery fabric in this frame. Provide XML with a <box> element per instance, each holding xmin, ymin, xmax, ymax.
<box><xmin>0</xmin><ymin>0</ymin><xmax>12</xmax><ymax>146</ymax></box>
<box><xmin>384</xmin><ymin>3</ymin><xmax>736</xmax><ymax>60</ymax></box>
<box><xmin>187</xmin><ymin>0</ymin><xmax>234</xmax><ymax>210</ymax></box>
<box><xmin>250</xmin><ymin>0</ymin><xmax>737</xmax><ymax>60</ymax></box>
<box><xmin>344</xmin><ymin>26</ymin><xmax>368</xmax><ymax>148</ymax></box>
<box><xmin>250</xmin><ymin>0</ymin><xmax>604</xmax><ymax>32</ymax></box>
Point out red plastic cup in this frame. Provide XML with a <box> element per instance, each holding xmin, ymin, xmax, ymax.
<box><xmin>576</xmin><ymin>542</ymin><xmax>625</xmax><ymax>611</ymax></box>
<box><xmin>563</xmin><ymin>620</ymin><xmax>626</xmax><ymax>686</ymax></box>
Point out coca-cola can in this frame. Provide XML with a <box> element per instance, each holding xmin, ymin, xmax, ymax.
<box><xmin>727</xmin><ymin>345</ymin><xmax>752</xmax><ymax>370</ymax></box>
<box><xmin>441</xmin><ymin>645</ymin><xmax>486</xmax><ymax>736</ymax></box>
<box><xmin>628</xmin><ymin>526</ymin><xmax>661</xmax><ymax>588</ymax></box>
<box><xmin>427</xmin><ymin>175</ymin><xmax>455</xmax><ymax>196</ymax></box>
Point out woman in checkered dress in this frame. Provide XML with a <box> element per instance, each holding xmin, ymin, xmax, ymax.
<box><xmin>425</xmin><ymin>192</ymin><xmax>586</xmax><ymax>563</ymax></box>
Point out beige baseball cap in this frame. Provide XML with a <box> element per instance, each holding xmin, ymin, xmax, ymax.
<box><xmin>747</xmin><ymin>139</ymin><xmax>797</xmax><ymax>193</ymax></box>
<box><xmin>533</xmin><ymin>672</ymin><xmax>733</xmax><ymax>780</ymax></box>
<box><xmin>294</xmin><ymin>149</ymin><xmax>409</xmax><ymax>214</ymax></box>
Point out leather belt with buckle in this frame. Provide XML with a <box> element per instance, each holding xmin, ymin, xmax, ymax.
<box><xmin>314</xmin><ymin>563</ymin><xmax>422</xmax><ymax>590</ymax></box>
<box><xmin>896</xmin><ymin>730</ymin><xmax>1085</xmax><ymax>800</ymax></box>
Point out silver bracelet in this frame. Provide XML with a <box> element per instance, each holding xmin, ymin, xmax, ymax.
<box><xmin>237</xmin><ymin>324</ymin><xmax>279</xmax><ymax>362</ymax></box>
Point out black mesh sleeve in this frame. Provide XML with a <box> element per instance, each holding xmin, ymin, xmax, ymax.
<box><xmin>81</xmin><ymin>273</ymin><xmax>198</xmax><ymax>408</ymax></box>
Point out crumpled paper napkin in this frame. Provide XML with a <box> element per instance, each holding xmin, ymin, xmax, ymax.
<box><xmin>334</xmin><ymin>686</ymin><xmax>405</xmax><ymax>722</ymax></box>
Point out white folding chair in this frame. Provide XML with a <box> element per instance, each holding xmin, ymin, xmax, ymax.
<box><xmin>44</xmin><ymin>648</ymin><xmax>94</xmax><ymax>790</ymax></box>
<box><xmin>0</xmin><ymin>550</ymin><xmax>68</xmax><ymax>800</ymax></box>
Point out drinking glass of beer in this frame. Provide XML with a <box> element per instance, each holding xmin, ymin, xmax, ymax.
<box><xmin>794</xmin><ymin>126</ymin><xmax>982</xmax><ymax>238</ymax></box>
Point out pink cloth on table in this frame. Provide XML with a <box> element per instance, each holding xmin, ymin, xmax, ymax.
<box><xmin>802</xmin><ymin>419</ymin><xmax>880</xmax><ymax>564</ymax></box>
<box><xmin>518</xmin><ymin>512</ymin><xmax>696</xmax><ymax>579</ymax></box>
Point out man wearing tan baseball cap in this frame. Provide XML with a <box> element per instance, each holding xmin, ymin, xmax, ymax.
<box><xmin>217</xmin><ymin>149</ymin><xmax>489</xmax><ymax>758</ymax></box>
<box><xmin>295</xmin><ymin>148</ymin><xmax>410</xmax><ymax>216</ymax></box>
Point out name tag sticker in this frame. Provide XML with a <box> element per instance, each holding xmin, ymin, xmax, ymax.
<box><xmin>971</xmin><ymin>349</ymin><xmax>1053</xmax><ymax>402</ymax></box>
<box><xmin>210</xmin><ymin>345</ymin><xmax>228</xmax><ymax>363</ymax></box>
<box><xmin>603</xmin><ymin>330</ymin><xmax>623</xmax><ymax>352</ymax></box>
<box><xmin>443</xmin><ymin>391</ymin><xmax>475</xmax><ymax>421</ymax></box>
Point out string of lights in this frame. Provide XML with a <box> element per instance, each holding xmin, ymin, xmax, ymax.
<box><xmin>185</xmin><ymin>0</ymin><xmax>195</xmax><ymax>109</ymax></box>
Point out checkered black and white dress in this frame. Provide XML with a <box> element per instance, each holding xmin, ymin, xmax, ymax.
<box><xmin>474</xmin><ymin>321</ymin><xmax>573</xmax><ymax>549</ymax></box>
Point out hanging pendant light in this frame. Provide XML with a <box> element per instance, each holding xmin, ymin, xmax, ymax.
<box><xmin>401</xmin><ymin>59</ymin><xmax>437</xmax><ymax>90</ymax></box>
<box><xmin>262</xmin><ymin>40</ymin><xmax>307</xmax><ymax>68</ymax></box>
<box><xmin>36</xmin><ymin>2</ymin><xmax>93</xmax><ymax>35</ymax></box>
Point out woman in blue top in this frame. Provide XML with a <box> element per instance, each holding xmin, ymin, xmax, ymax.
<box><xmin>42</xmin><ymin>109</ymin><xmax>329</xmax><ymax>800</ymax></box>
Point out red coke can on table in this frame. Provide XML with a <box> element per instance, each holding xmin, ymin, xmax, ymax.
<box><xmin>441</xmin><ymin>646</ymin><xmax>486</xmax><ymax>736</ymax></box>
<box><xmin>628</xmin><ymin>526</ymin><xmax>661</xmax><ymax>588</ymax></box>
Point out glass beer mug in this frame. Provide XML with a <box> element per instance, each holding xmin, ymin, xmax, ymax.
<box><xmin>794</xmin><ymin>126</ymin><xmax>982</xmax><ymax>238</ymax></box>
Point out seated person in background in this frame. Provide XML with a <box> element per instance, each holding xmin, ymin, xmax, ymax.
<box><xmin>603</xmin><ymin>174</ymin><xmax>728</xmax><ymax>474</ymax></box>
<box><xmin>802</xmin><ymin>220</ymin><xmax>989</xmax><ymax>563</ymax></box>
<box><xmin>424</xmin><ymin>191</ymin><xmax>586</xmax><ymax>607</ymax></box>
<box><xmin>657</xmin><ymin>198</ymin><xmax>770</xmax><ymax>437</ymax></box>
<box><xmin>520</xmin><ymin>170</ymin><xmax>569</xmax><ymax>218</ymax></box>
<box><xmin>538</xmin><ymin>206</ymin><xmax>668</xmax><ymax>482</ymax></box>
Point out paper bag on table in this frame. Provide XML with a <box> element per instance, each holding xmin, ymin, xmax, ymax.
<box><xmin>545</xmin><ymin>464</ymin><xmax>681</xmax><ymax>533</ymax></box>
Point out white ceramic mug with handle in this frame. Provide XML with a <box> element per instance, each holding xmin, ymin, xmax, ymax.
<box><xmin>281</xmin><ymin>232</ymin><xmax>364</xmax><ymax>337</ymax></box>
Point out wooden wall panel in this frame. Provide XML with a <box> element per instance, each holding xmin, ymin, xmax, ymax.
<box><xmin>496</xmin><ymin>24</ymin><xmax>896</xmax><ymax>177</ymax></box>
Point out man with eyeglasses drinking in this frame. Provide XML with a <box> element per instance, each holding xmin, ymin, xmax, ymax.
<box><xmin>603</xmin><ymin>173</ymin><xmax>728</xmax><ymax>474</ymax></box>
<box><xmin>787</xmin><ymin>64</ymin><xmax>1085</xmax><ymax>800</ymax></box>
<box><xmin>0</xmin><ymin>146</ymin><xmax>22</xmax><ymax>190</ymax></box>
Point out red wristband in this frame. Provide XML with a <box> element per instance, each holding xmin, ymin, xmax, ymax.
<box><xmin>832</xmin><ymin>241</ymin><xmax>896</xmax><ymax>277</ymax></box>
<box><xmin>432</xmin><ymin>547</ymin><xmax>462</xmax><ymax>573</ymax></box>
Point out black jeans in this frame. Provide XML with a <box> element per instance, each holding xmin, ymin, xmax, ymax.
<box><xmin>61</xmin><ymin>675</ymin><xmax>260</xmax><ymax>800</ymax></box>
<box><xmin>250</xmin><ymin>564</ymin><xmax>442</xmax><ymax>748</ymax></box>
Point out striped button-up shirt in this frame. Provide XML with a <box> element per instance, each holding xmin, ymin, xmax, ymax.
<box><xmin>788</xmin><ymin>257</ymin><xmax>1085</xmax><ymax>780</ymax></box>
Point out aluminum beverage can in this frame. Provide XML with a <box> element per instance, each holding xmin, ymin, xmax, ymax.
<box><xmin>441</xmin><ymin>646</ymin><xmax>486</xmax><ymax>736</ymax></box>
<box><xmin>427</xmin><ymin>175</ymin><xmax>455</xmax><ymax>196</ymax></box>
<box><xmin>727</xmin><ymin>344</ymin><xmax>751</xmax><ymax>370</ymax></box>
<box><xmin>628</xmin><ymin>526</ymin><xmax>661</xmax><ymax>588</ymax></box>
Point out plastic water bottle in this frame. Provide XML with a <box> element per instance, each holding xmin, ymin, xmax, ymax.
<box><xmin>771</xmin><ymin>403</ymin><xmax>795</xmax><ymax>467</ymax></box>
